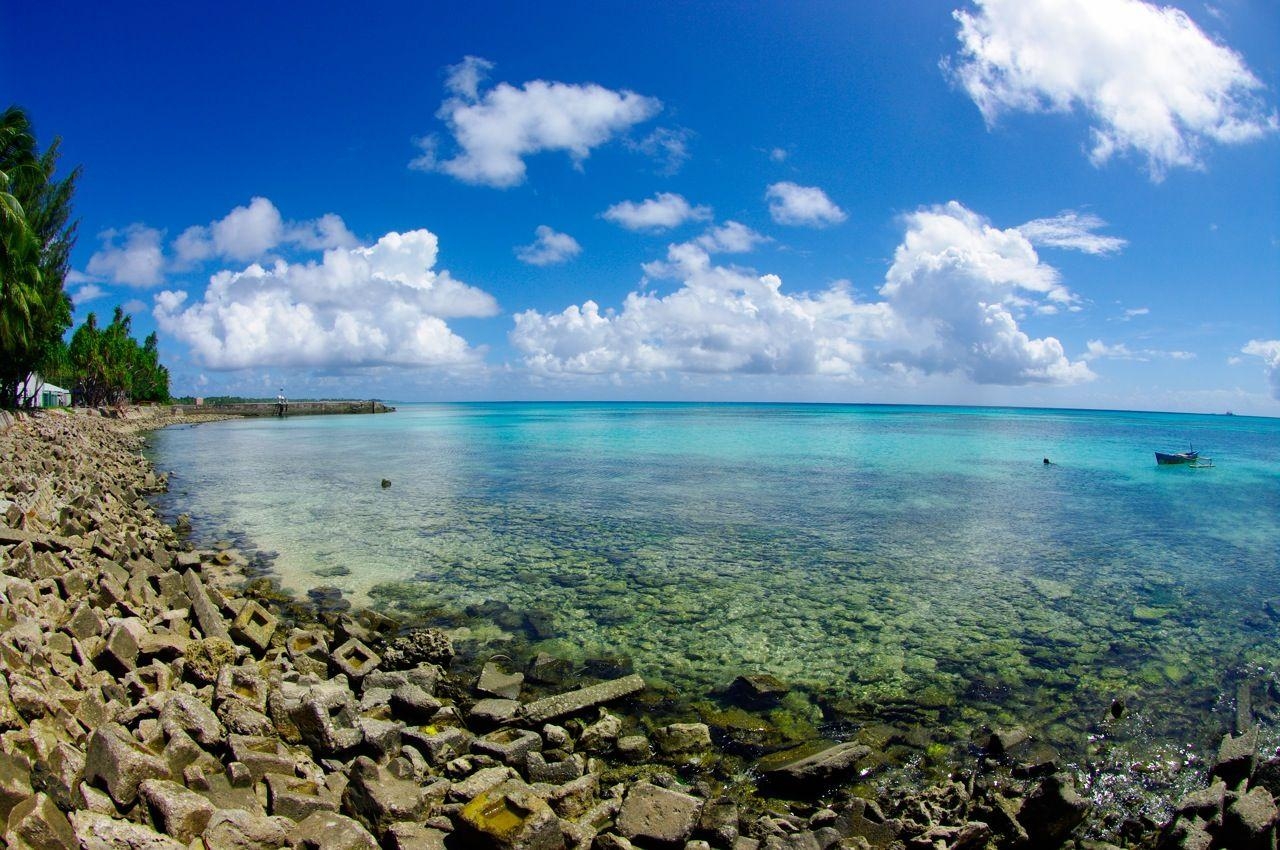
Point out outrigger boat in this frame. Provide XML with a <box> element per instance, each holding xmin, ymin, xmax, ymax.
<box><xmin>1155</xmin><ymin>446</ymin><xmax>1212</xmax><ymax>467</ymax></box>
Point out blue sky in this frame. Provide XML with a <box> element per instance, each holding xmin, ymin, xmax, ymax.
<box><xmin>3</xmin><ymin>0</ymin><xmax>1278</xmax><ymax>413</ymax></box>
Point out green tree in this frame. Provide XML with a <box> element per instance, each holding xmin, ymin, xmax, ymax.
<box><xmin>0</xmin><ymin>106</ymin><xmax>79</xmax><ymax>408</ymax></box>
<box><xmin>68</xmin><ymin>308</ymin><xmax>170</xmax><ymax>406</ymax></box>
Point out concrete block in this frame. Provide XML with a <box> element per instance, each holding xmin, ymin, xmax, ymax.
<box><xmin>264</xmin><ymin>772</ymin><xmax>339</xmax><ymax>822</ymax></box>
<box><xmin>83</xmin><ymin>722</ymin><xmax>171</xmax><ymax>807</ymax></box>
<box><xmin>231</xmin><ymin>600</ymin><xmax>277</xmax><ymax>655</ymax></box>
<box><xmin>140</xmin><ymin>778</ymin><xmax>215</xmax><ymax>843</ymax></box>
<box><xmin>331</xmin><ymin>638</ymin><xmax>380</xmax><ymax>682</ymax></box>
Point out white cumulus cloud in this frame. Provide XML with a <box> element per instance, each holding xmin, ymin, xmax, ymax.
<box><xmin>86</xmin><ymin>225</ymin><xmax>166</xmax><ymax>287</ymax></box>
<box><xmin>512</xmin><ymin>241</ymin><xmax>894</xmax><ymax>377</ymax></box>
<box><xmin>71</xmin><ymin>284</ymin><xmax>106</xmax><ymax>304</ymax></box>
<box><xmin>949</xmin><ymin>0</ymin><xmax>1278</xmax><ymax>179</ymax></box>
<box><xmin>1243</xmin><ymin>339</ymin><xmax>1280</xmax><ymax>398</ymax></box>
<box><xmin>174</xmin><ymin>197</ymin><xmax>357</xmax><ymax>265</ymax></box>
<box><xmin>1018</xmin><ymin>211</ymin><xmax>1127</xmax><ymax>254</ymax></box>
<box><xmin>765</xmin><ymin>182</ymin><xmax>847</xmax><ymax>227</ymax></box>
<box><xmin>603</xmin><ymin>193</ymin><xmax>712</xmax><ymax>232</ymax></box>
<box><xmin>413</xmin><ymin>57</ymin><xmax>662</xmax><ymax>188</ymax></box>
<box><xmin>155</xmin><ymin>229</ymin><xmax>498</xmax><ymax>371</ymax></box>
<box><xmin>880</xmin><ymin>202</ymin><xmax>1092</xmax><ymax>384</ymax></box>
<box><xmin>695</xmin><ymin>221</ymin><xmax>769</xmax><ymax>254</ymax></box>
<box><xmin>513</xmin><ymin>201</ymin><xmax>1096</xmax><ymax>387</ymax></box>
<box><xmin>516</xmin><ymin>226</ymin><xmax>582</xmax><ymax>266</ymax></box>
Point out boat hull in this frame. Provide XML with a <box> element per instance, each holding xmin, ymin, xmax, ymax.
<box><xmin>1155</xmin><ymin>451</ymin><xmax>1198</xmax><ymax>465</ymax></box>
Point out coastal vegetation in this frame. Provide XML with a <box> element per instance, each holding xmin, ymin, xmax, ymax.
<box><xmin>0</xmin><ymin>105</ymin><xmax>170</xmax><ymax>408</ymax></box>
<box><xmin>0</xmin><ymin>106</ymin><xmax>78</xmax><ymax>409</ymax></box>
<box><xmin>57</xmin><ymin>306</ymin><xmax>171</xmax><ymax>406</ymax></box>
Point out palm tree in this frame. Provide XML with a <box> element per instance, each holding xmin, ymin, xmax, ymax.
<box><xmin>0</xmin><ymin>106</ymin><xmax>78</xmax><ymax>408</ymax></box>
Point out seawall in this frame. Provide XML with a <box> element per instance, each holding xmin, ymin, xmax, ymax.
<box><xmin>173</xmin><ymin>400</ymin><xmax>395</xmax><ymax>417</ymax></box>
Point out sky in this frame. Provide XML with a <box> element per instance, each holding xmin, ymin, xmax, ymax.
<box><xmin>3</xmin><ymin>0</ymin><xmax>1278</xmax><ymax>414</ymax></box>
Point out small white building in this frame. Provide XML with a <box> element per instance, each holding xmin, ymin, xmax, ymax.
<box><xmin>19</xmin><ymin>374</ymin><xmax>71</xmax><ymax>408</ymax></box>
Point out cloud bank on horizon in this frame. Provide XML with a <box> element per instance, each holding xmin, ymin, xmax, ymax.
<box><xmin>513</xmin><ymin>201</ymin><xmax>1103</xmax><ymax>386</ymax></box>
<box><xmin>60</xmin><ymin>0</ymin><xmax>1280</xmax><ymax>409</ymax></box>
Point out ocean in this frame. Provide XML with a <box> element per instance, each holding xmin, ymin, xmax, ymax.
<box><xmin>147</xmin><ymin>402</ymin><xmax>1280</xmax><ymax>811</ymax></box>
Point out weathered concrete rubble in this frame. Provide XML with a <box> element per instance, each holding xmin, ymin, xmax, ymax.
<box><xmin>1</xmin><ymin>406</ymin><xmax>1273</xmax><ymax>850</ymax></box>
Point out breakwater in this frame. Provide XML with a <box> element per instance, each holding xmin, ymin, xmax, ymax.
<box><xmin>174</xmin><ymin>400</ymin><xmax>395</xmax><ymax>417</ymax></box>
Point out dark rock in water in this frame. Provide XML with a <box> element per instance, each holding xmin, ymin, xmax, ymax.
<box><xmin>988</xmin><ymin>726</ymin><xmax>1030</xmax><ymax>756</ymax></box>
<box><xmin>696</xmin><ymin>797</ymin><xmax>740</xmax><ymax>846</ymax></box>
<box><xmin>1175</xmin><ymin>779</ymin><xmax>1227</xmax><ymax>825</ymax></box>
<box><xmin>701</xmin><ymin>706</ymin><xmax>787</xmax><ymax>756</ymax></box>
<box><xmin>381</xmin><ymin>628</ymin><xmax>455</xmax><ymax>670</ymax></box>
<box><xmin>1210</xmin><ymin>728</ymin><xmax>1258</xmax><ymax>787</ymax></box>
<box><xmin>1018</xmin><ymin>772</ymin><xmax>1089</xmax><ymax>846</ymax></box>
<box><xmin>314</xmin><ymin>564</ymin><xmax>351</xmax><ymax>578</ymax></box>
<box><xmin>830</xmin><ymin>798</ymin><xmax>897</xmax><ymax>848</ymax></box>
<box><xmin>380</xmin><ymin>479</ymin><xmax>391</xmax><ymax>488</ymax></box>
<box><xmin>524</xmin><ymin>610</ymin><xmax>558</xmax><ymax>640</ymax></box>
<box><xmin>527</xmin><ymin>652</ymin><xmax>574</xmax><ymax>685</ymax></box>
<box><xmin>1254</xmin><ymin>756</ymin><xmax>1280</xmax><ymax>799</ymax></box>
<box><xmin>1221</xmin><ymin>787</ymin><xmax>1279</xmax><ymax>850</ymax></box>
<box><xmin>1110</xmin><ymin>697</ymin><xmax>1126</xmax><ymax>719</ymax></box>
<box><xmin>727</xmin><ymin>674</ymin><xmax>789</xmax><ymax>709</ymax></box>
<box><xmin>1011</xmin><ymin>742</ymin><xmax>1061</xmax><ymax>778</ymax></box>
<box><xmin>583</xmin><ymin>654</ymin><xmax>633</xmax><ymax>679</ymax></box>
<box><xmin>760</xmin><ymin>741</ymin><xmax>872</xmax><ymax>790</ymax></box>
<box><xmin>307</xmin><ymin>585</ymin><xmax>351</xmax><ymax>615</ymax></box>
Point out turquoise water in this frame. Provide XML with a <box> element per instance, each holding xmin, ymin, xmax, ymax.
<box><xmin>148</xmin><ymin>403</ymin><xmax>1280</xmax><ymax>801</ymax></box>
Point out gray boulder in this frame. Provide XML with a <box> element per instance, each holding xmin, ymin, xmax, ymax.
<box><xmin>158</xmin><ymin>692</ymin><xmax>225</xmax><ymax>747</ymax></box>
<box><xmin>201</xmin><ymin>809</ymin><xmax>296</xmax><ymax>850</ymax></box>
<box><xmin>84</xmin><ymin>722</ymin><xmax>172</xmax><ymax>807</ymax></box>
<box><xmin>5</xmin><ymin>792</ymin><xmax>77</xmax><ymax>850</ymax></box>
<box><xmin>381</xmin><ymin>629</ymin><xmax>454</xmax><ymax>670</ymax></box>
<box><xmin>616</xmin><ymin>781</ymin><xmax>703</xmax><ymax>846</ymax></box>
<box><xmin>140</xmin><ymin>778</ymin><xmax>215</xmax><ymax>843</ymax></box>
<box><xmin>286</xmin><ymin>811</ymin><xmax>378</xmax><ymax>850</ymax></box>
<box><xmin>341</xmin><ymin>756</ymin><xmax>438</xmax><ymax>837</ymax></box>
<box><xmin>70</xmin><ymin>809</ymin><xmax>189</xmax><ymax>849</ymax></box>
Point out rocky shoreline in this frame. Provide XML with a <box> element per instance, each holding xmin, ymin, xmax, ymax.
<box><xmin>0</xmin><ymin>407</ymin><xmax>1276</xmax><ymax>849</ymax></box>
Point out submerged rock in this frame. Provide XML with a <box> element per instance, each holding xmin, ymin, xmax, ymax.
<box><xmin>727</xmin><ymin>674</ymin><xmax>789</xmax><ymax>709</ymax></box>
<box><xmin>760</xmin><ymin>742</ymin><xmax>872</xmax><ymax>790</ymax></box>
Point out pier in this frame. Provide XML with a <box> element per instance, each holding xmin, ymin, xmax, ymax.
<box><xmin>173</xmin><ymin>400</ymin><xmax>395</xmax><ymax>417</ymax></box>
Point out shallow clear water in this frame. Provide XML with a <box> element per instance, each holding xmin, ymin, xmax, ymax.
<box><xmin>148</xmin><ymin>403</ymin><xmax>1280</xmax><ymax>791</ymax></box>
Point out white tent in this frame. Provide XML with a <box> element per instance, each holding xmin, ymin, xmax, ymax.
<box><xmin>19</xmin><ymin>374</ymin><xmax>71</xmax><ymax>408</ymax></box>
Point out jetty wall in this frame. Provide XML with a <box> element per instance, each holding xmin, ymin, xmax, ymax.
<box><xmin>173</xmin><ymin>400</ymin><xmax>395</xmax><ymax>416</ymax></box>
